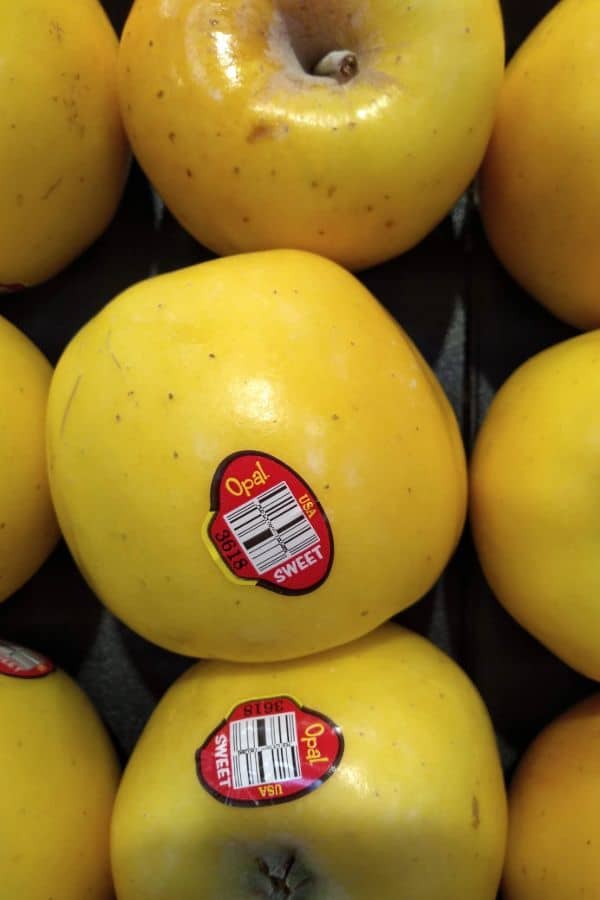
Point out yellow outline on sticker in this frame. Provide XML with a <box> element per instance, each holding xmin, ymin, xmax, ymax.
<box><xmin>201</xmin><ymin>511</ymin><xmax>258</xmax><ymax>588</ymax></box>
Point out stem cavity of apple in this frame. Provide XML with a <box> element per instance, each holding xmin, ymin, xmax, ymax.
<box><xmin>311</xmin><ymin>50</ymin><xmax>358</xmax><ymax>83</ymax></box>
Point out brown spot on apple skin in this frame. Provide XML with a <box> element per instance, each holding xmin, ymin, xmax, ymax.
<box><xmin>247</xmin><ymin>121</ymin><xmax>274</xmax><ymax>142</ymax></box>
<box><xmin>60</xmin><ymin>375</ymin><xmax>83</xmax><ymax>437</ymax></box>
<box><xmin>471</xmin><ymin>795</ymin><xmax>480</xmax><ymax>829</ymax></box>
<box><xmin>247</xmin><ymin>121</ymin><xmax>289</xmax><ymax>142</ymax></box>
<box><xmin>41</xmin><ymin>177</ymin><xmax>63</xmax><ymax>201</ymax></box>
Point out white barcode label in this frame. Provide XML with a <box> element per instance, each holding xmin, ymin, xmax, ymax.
<box><xmin>229</xmin><ymin>712</ymin><xmax>302</xmax><ymax>790</ymax></box>
<box><xmin>224</xmin><ymin>480</ymin><xmax>319</xmax><ymax>574</ymax></box>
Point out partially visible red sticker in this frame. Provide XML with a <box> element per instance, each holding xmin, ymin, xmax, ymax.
<box><xmin>204</xmin><ymin>451</ymin><xmax>333</xmax><ymax>594</ymax></box>
<box><xmin>0</xmin><ymin>639</ymin><xmax>55</xmax><ymax>679</ymax></box>
<box><xmin>196</xmin><ymin>696</ymin><xmax>344</xmax><ymax>807</ymax></box>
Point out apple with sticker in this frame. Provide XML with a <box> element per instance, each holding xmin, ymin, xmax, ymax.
<box><xmin>0</xmin><ymin>639</ymin><xmax>119</xmax><ymax>900</ymax></box>
<box><xmin>110</xmin><ymin>624</ymin><xmax>507</xmax><ymax>900</ymax></box>
<box><xmin>46</xmin><ymin>249</ymin><xmax>467</xmax><ymax>663</ymax></box>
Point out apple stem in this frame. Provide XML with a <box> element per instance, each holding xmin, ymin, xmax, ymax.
<box><xmin>312</xmin><ymin>50</ymin><xmax>358</xmax><ymax>82</ymax></box>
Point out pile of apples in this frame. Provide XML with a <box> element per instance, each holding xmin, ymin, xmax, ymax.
<box><xmin>1</xmin><ymin>0</ymin><xmax>600</xmax><ymax>898</ymax></box>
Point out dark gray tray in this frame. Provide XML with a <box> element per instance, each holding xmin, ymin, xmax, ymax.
<box><xmin>1</xmin><ymin>0</ymin><xmax>592</xmax><ymax>797</ymax></box>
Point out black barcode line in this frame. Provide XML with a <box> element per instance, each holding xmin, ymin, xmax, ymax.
<box><xmin>229</xmin><ymin>713</ymin><xmax>301</xmax><ymax>789</ymax></box>
<box><xmin>224</xmin><ymin>481</ymin><xmax>319</xmax><ymax>575</ymax></box>
<box><xmin>226</xmin><ymin>484</ymin><xmax>288</xmax><ymax>525</ymax></box>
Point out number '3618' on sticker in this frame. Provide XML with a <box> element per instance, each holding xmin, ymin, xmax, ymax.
<box><xmin>196</xmin><ymin>696</ymin><xmax>344</xmax><ymax>807</ymax></box>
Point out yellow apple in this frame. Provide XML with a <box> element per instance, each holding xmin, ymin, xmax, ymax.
<box><xmin>117</xmin><ymin>0</ymin><xmax>505</xmax><ymax>270</ymax></box>
<box><xmin>0</xmin><ymin>0</ymin><xmax>130</xmax><ymax>290</ymax></box>
<box><xmin>46</xmin><ymin>249</ymin><xmax>467</xmax><ymax>662</ymax></box>
<box><xmin>479</xmin><ymin>0</ymin><xmax>600</xmax><ymax>330</ymax></box>
<box><xmin>502</xmin><ymin>691</ymin><xmax>600</xmax><ymax>900</ymax></box>
<box><xmin>111</xmin><ymin>623</ymin><xmax>507</xmax><ymax>900</ymax></box>
<box><xmin>470</xmin><ymin>330</ymin><xmax>600</xmax><ymax>679</ymax></box>
<box><xmin>0</xmin><ymin>637</ymin><xmax>120</xmax><ymax>899</ymax></box>
<box><xmin>0</xmin><ymin>316</ymin><xmax>59</xmax><ymax>603</ymax></box>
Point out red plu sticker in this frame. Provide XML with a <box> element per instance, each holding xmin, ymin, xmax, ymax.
<box><xmin>0</xmin><ymin>639</ymin><xmax>55</xmax><ymax>679</ymax></box>
<box><xmin>196</xmin><ymin>696</ymin><xmax>344</xmax><ymax>807</ymax></box>
<box><xmin>204</xmin><ymin>451</ymin><xmax>333</xmax><ymax>594</ymax></box>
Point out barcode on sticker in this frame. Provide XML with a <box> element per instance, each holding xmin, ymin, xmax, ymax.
<box><xmin>224</xmin><ymin>481</ymin><xmax>319</xmax><ymax>574</ymax></box>
<box><xmin>229</xmin><ymin>712</ymin><xmax>302</xmax><ymax>789</ymax></box>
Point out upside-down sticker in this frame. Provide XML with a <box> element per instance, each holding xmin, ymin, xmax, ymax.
<box><xmin>196</xmin><ymin>696</ymin><xmax>344</xmax><ymax>807</ymax></box>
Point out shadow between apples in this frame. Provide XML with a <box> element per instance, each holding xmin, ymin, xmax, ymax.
<box><xmin>0</xmin><ymin>539</ymin><xmax>103</xmax><ymax>675</ymax></box>
<box><xmin>0</xmin><ymin>163</ymin><xmax>209</xmax><ymax>367</ymax></box>
<box><xmin>362</xmin><ymin>211</ymin><xmax>466</xmax><ymax>385</ymax></box>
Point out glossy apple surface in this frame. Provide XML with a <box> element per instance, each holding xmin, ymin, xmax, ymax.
<box><xmin>0</xmin><ymin>317</ymin><xmax>59</xmax><ymax>602</ymax></box>
<box><xmin>46</xmin><ymin>249</ymin><xmax>467</xmax><ymax>661</ymax></box>
<box><xmin>118</xmin><ymin>0</ymin><xmax>505</xmax><ymax>270</ymax></box>
<box><xmin>503</xmin><ymin>692</ymin><xmax>600</xmax><ymax>900</ymax></box>
<box><xmin>470</xmin><ymin>330</ymin><xmax>600</xmax><ymax>679</ymax></box>
<box><xmin>111</xmin><ymin>624</ymin><xmax>507</xmax><ymax>900</ymax></box>
<box><xmin>479</xmin><ymin>0</ymin><xmax>600</xmax><ymax>329</ymax></box>
<box><xmin>0</xmin><ymin>0</ymin><xmax>130</xmax><ymax>289</ymax></box>
<box><xmin>0</xmin><ymin>639</ymin><xmax>120</xmax><ymax>899</ymax></box>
